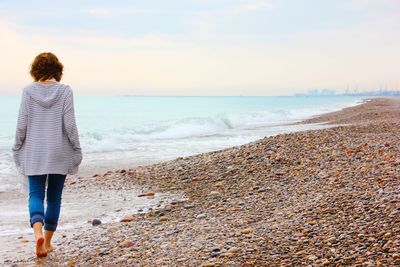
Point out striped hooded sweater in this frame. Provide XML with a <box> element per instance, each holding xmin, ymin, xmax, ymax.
<box><xmin>12</xmin><ymin>82</ymin><xmax>82</xmax><ymax>176</ymax></box>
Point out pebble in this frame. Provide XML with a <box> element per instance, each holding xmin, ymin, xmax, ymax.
<box><xmin>138</xmin><ymin>191</ymin><xmax>155</xmax><ymax>197</ymax></box>
<box><xmin>214</xmin><ymin>181</ymin><xmax>223</xmax><ymax>187</ymax></box>
<box><xmin>92</xmin><ymin>219</ymin><xmax>102</xmax><ymax>226</ymax></box>
<box><xmin>307</xmin><ymin>255</ymin><xmax>318</xmax><ymax>260</ymax></box>
<box><xmin>241</xmin><ymin>228</ymin><xmax>253</xmax><ymax>234</ymax></box>
<box><xmin>120</xmin><ymin>240</ymin><xmax>134</xmax><ymax>248</ymax></box>
<box><xmin>209</xmin><ymin>191</ymin><xmax>220</xmax><ymax>197</ymax></box>
<box><xmin>196</xmin><ymin>214</ymin><xmax>207</xmax><ymax>219</ymax></box>
<box><xmin>228</xmin><ymin>247</ymin><xmax>240</xmax><ymax>253</ymax></box>
<box><xmin>120</xmin><ymin>214</ymin><xmax>135</xmax><ymax>222</ymax></box>
<box><xmin>159</xmin><ymin>216</ymin><xmax>168</xmax><ymax>222</ymax></box>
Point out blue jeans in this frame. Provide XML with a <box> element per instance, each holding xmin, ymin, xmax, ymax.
<box><xmin>28</xmin><ymin>174</ymin><xmax>66</xmax><ymax>231</ymax></box>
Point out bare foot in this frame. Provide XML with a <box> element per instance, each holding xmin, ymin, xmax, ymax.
<box><xmin>45</xmin><ymin>243</ymin><xmax>54</xmax><ymax>252</ymax></box>
<box><xmin>44</xmin><ymin>230</ymin><xmax>55</xmax><ymax>253</ymax></box>
<box><xmin>36</xmin><ymin>236</ymin><xmax>47</xmax><ymax>257</ymax></box>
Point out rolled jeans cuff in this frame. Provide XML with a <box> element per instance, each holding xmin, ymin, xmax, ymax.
<box><xmin>44</xmin><ymin>222</ymin><xmax>58</xmax><ymax>232</ymax></box>
<box><xmin>30</xmin><ymin>213</ymin><xmax>44</xmax><ymax>227</ymax></box>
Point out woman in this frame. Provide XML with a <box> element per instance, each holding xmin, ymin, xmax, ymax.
<box><xmin>12</xmin><ymin>52</ymin><xmax>82</xmax><ymax>257</ymax></box>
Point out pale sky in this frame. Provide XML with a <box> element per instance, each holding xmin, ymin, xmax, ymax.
<box><xmin>0</xmin><ymin>0</ymin><xmax>399</xmax><ymax>96</ymax></box>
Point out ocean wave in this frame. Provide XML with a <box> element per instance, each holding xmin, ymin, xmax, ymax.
<box><xmin>80</xmin><ymin>100</ymin><xmax>360</xmax><ymax>153</ymax></box>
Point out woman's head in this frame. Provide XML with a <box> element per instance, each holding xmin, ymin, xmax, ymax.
<box><xmin>30</xmin><ymin>52</ymin><xmax>64</xmax><ymax>82</ymax></box>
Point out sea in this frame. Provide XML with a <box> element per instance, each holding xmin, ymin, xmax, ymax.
<box><xmin>0</xmin><ymin>95</ymin><xmax>365</xmax><ymax>192</ymax></box>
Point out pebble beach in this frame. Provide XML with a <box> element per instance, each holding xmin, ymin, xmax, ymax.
<box><xmin>6</xmin><ymin>97</ymin><xmax>400</xmax><ymax>266</ymax></box>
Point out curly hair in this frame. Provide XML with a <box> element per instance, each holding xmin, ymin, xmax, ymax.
<box><xmin>29</xmin><ymin>52</ymin><xmax>64</xmax><ymax>82</ymax></box>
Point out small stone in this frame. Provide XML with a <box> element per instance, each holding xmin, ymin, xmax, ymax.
<box><xmin>210</xmin><ymin>251</ymin><xmax>221</xmax><ymax>257</ymax></box>
<box><xmin>120</xmin><ymin>240</ymin><xmax>134</xmax><ymax>248</ymax></box>
<box><xmin>197</xmin><ymin>214</ymin><xmax>207</xmax><ymax>219</ymax></box>
<box><xmin>120</xmin><ymin>214</ymin><xmax>135</xmax><ymax>222</ymax></box>
<box><xmin>67</xmin><ymin>259</ymin><xmax>77</xmax><ymax>266</ymax></box>
<box><xmin>159</xmin><ymin>216</ymin><xmax>168</xmax><ymax>222</ymax></box>
<box><xmin>320</xmin><ymin>258</ymin><xmax>330</xmax><ymax>265</ymax></box>
<box><xmin>20</xmin><ymin>239</ymin><xmax>29</xmax><ymax>243</ymax></box>
<box><xmin>214</xmin><ymin>181</ymin><xmax>223</xmax><ymax>187</ymax></box>
<box><xmin>92</xmin><ymin>219</ymin><xmax>102</xmax><ymax>226</ymax></box>
<box><xmin>383</xmin><ymin>232</ymin><xmax>391</xmax><ymax>238</ymax></box>
<box><xmin>308</xmin><ymin>220</ymin><xmax>317</xmax><ymax>225</ymax></box>
<box><xmin>138</xmin><ymin>191</ymin><xmax>155</xmax><ymax>197</ymax></box>
<box><xmin>241</xmin><ymin>228</ymin><xmax>253</xmax><ymax>234</ymax></box>
<box><xmin>307</xmin><ymin>255</ymin><xmax>318</xmax><ymax>260</ymax></box>
<box><xmin>184</xmin><ymin>204</ymin><xmax>195</xmax><ymax>209</ymax></box>
<box><xmin>210</xmin><ymin>191</ymin><xmax>220</xmax><ymax>197</ymax></box>
<box><xmin>228</xmin><ymin>247</ymin><xmax>240</xmax><ymax>253</ymax></box>
<box><xmin>107</xmin><ymin>226</ymin><xmax>118</xmax><ymax>233</ymax></box>
<box><xmin>294</xmin><ymin>232</ymin><xmax>305</xmax><ymax>238</ymax></box>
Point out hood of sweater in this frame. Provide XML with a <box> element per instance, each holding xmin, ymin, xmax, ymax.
<box><xmin>25</xmin><ymin>82</ymin><xmax>68</xmax><ymax>108</ymax></box>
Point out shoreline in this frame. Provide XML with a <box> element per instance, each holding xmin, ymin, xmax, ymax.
<box><xmin>0</xmin><ymin>96</ymin><xmax>363</xmax><ymax>194</ymax></box>
<box><xmin>68</xmin><ymin>96</ymin><xmax>366</xmax><ymax>182</ymax></box>
<box><xmin>5</xmin><ymin>97</ymin><xmax>400</xmax><ymax>266</ymax></box>
<box><xmin>301</xmin><ymin>97</ymin><xmax>400</xmax><ymax>125</ymax></box>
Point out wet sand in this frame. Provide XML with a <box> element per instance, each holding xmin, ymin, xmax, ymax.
<box><xmin>0</xmin><ymin>176</ymin><xmax>186</xmax><ymax>265</ymax></box>
<box><xmin>5</xmin><ymin>97</ymin><xmax>400</xmax><ymax>266</ymax></box>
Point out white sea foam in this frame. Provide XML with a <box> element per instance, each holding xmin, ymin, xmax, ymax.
<box><xmin>80</xmin><ymin>99</ymin><xmax>361</xmax><ymax>153</ymax></box>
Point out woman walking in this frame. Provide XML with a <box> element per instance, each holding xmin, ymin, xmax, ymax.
<box><xmin>12</xmin><ymin>52</ymin><xmax>82</xmax><ymax>257</ymax></box>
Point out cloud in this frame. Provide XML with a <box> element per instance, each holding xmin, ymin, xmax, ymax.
<box><xmin>241</xmin><ymin>0</ymin><xmax>275</xmax><ymax>11</ymax></box>
<box><xmin>0</xmin><ymin>0</ymin><xmax>400</xmax><ymax>95</ymax></box>
<box><xmin>81</xmin><ymin>7</ymin><xmax>158</xmax><ymax>16</ymax></box>
<box><xmin>348</xmin><ymin>0</ymin><xmax>400</xmax><ymax>9</ymax></box>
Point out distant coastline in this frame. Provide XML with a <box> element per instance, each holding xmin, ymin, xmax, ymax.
<box><xmin>294</xmin><ymin>88</ymin><xmax>400</xmax><ymax>97</ymax></box>
<box><xmin>120</xmin><ymin>90</ymin><xmax>400</xmax><ymax>97</ymax></box>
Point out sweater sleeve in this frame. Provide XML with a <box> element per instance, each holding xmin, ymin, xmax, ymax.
<box><xmin>12</xmin><ymin>89</ymin><xmax>28</xmax><ymax>151</ymax></box>
<box><xmin>63</xmin><ymin>88</ymin><xmax>82</xmax><ymax>151</ymax></box>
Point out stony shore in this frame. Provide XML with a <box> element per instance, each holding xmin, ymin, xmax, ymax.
<box><xmin>9</xmin><ymin>98</ymin><xmax>400</xmax><ymax>266</ymax></box>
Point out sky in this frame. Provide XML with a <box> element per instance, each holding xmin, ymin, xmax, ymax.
<box><xmin>0</xmin><ymin>0</ymin><xmax>399</xmax><ymax>96</ymax></box>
